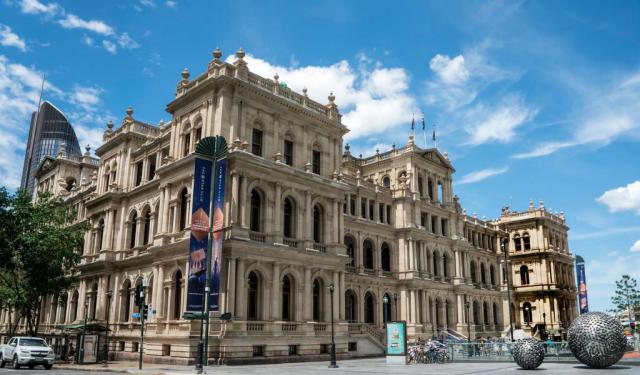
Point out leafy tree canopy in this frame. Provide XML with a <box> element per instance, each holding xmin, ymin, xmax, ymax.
<box><xmin>611</xmin><ymin>275</ymin><xmax>640</xmax><ymax>315</ymax></box>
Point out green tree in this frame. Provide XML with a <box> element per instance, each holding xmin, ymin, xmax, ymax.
<box><xmin>611</xmin><ymin>275</ymin><xmax>640</xmax><ymax>320</ymax></box>
<box><xmin>0</xmin><ymin>187</ymin><xmax>88</xmax><ymax>336</ymax></box>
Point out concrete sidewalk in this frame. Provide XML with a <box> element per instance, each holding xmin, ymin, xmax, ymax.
<box><xmin>53</xmin><ymin>361</ymin><xmax>194</xmax><ymax>374</ymax></box>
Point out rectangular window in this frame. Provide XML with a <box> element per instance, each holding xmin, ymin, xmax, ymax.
<box><xmin>252</xmin><ymin>345</ymin><xmax>264</xmax><ymax>357</ymax></box>
<box><xmin>288</xmin><ymin>345</ymin><xmax>298</xmax><ymax>355</ymax></box>
<box><xmin>431</xmin><ymin>216</ymin><xmax>438</xmax><ymax>234</ymax></box>
<box><xmin>379</xmin><ymin>203</ymin><xmax>384</xmax><ymax>223</ymax></box>
<box><xmin>195</xmin><ymin>127</ymin><xmax>202</xmax><ymax>143</ymax></box>
<box><xmin>369</xmin><ymin>201</ymin><xmax>374</xmax><ymax>220</ymax></box>
<box><xmin>283</xmin><ymin>140</ymin><xmax>294</xmax><ymax>166</ymax></box>
<box><xmin>320</xmin><ymin>344</ymin><xmax>329</xmax><ymax>354</ymax></box>
<box><xmin>148</xmin><ymin>155</ymin><xmax>156</xmax><ymax>181</ymax></box>
<box><xmin>348</xmin><ymin>342</ymin><xmax>358</xmax><ymax>352</ymax></box>
<box><xmin>252</xmin><ymin>129</ymin><xmax>263</xmax><ymax>156</ymax></box>
<box><xmin>182</xmin><ymin>133</ymin><xmax>191</xmax><ymax>157</ymax></box>
<box><xmin>386</xmin><ymin>205</ymin><xmax>391</xmax><ymax>225</ymax></box>
<box><xmin>132</xmin><ymin>342</ymin><xmax>139</xmax><ymax>353</ymax></box>
<box><xmin>361</xmin><ymin>198</ymin><xmax>367</xmax><ymax>218</ymax></box>
<box><xmin>312</xmin><ymin>150</ymin><xmax>321</xmax><ymax>174</ymax></box>
<box><xmin>421</xmin><ymin>212</ymin><xmax>428</xmax><ymax>228</ymax></box>
<box><xmin>441</xmin><ymin>218</ymin><xmax>448</xmax><ymax>236</ymax></box>
<box><xmin>134</xmin><ymin>161</ymin><xmax>143</xmax><ymax>186</ymax></box>
<box><xmin>350</xmin><ymin>197</ymin><xmax>356</xmax><ymax>215</ymax></box>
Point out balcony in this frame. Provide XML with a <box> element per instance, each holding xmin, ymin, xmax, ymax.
<box><xmin>312</xmin><ymin>242</ymin><xmax>326</xmax><ymax>253</ymax></box>
<box><xmin>283</xmin><ymin>237</ymin><xmax>299</xmax><ymax>248</ymax></box>
<box><xmin>249</xmin><ymin>231</ymin><xmax>266</xmax><ymax>243</ymax></box>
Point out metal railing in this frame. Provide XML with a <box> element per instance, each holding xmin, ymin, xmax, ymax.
<box><xmin>442</xmin><ymin>341</ymin><xmax>574</xmax><ymax>361</ymax></box>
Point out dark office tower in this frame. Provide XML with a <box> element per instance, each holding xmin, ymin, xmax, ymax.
<box><xmin>20</xmin><ymin>101</ymin><xmax>82</xmax><ymax>196</ymax></box>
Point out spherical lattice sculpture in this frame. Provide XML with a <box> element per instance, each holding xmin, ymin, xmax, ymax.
<box><xmin>567</xmin><ymin>311</ymin><xmax>626</xmax><ymax>368</ymax></box>
<box><xmin>512</xmin><ymin>337</ymin><xmax>545</xmax><ymax>370</ymax></box>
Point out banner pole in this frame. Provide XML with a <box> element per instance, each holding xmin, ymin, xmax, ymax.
<box><xmin>203</xmin><ymin>157</ymin><xmax>218</xmax><ymax>370</ymax></box>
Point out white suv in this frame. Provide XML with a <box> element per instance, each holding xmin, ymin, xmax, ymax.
<box><xmin>0</xmin><ymin>337</ymin><xmax>54</xmax><ymax>370</ymax></box>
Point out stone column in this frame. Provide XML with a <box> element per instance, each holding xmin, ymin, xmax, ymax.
<box><xmin>235</xmin><ymin>258</ymin><xmax>246</xmax><ymax>319</ymax></box>
<box><xmin>339</xmin><ymin>272</ymin><xmax>345</xmax><ymax>320</ymax></box>
<box><xmin>273</xmin><ymin>183</ymin><xmax>282</xmax><ymax>238</ymax></box>
<box><xmin>303</xmin><ymin>267</ymin><xmax>311</xmax><ymax>321</ymax></box>
<box><xmin>77</xmin><ymin>280</ymin><xmax>87</xmax><ymax>321</ymax></box>
<box><xmin>271</xmin><ymin>263</ymin><xmax>280</xmax><ymax>320</ymax></box>
<box><xmin>333</xmin><ymin>272</ymin><xmax>340</xmax><ymax>322</ymax></box>
<box><xmin>304</xmin><ymin>191</ymin><xmax>312</xmax><ymax>242</ymax></box>
<box><xmin>226</xmin><ymin>258</ymin><xmax>236</xmax><ymax>317</ymax></box>
<box><xmin>239</xmin><ymin>175</ymin><xmax>248</xmax><ymax>229</ymax></box>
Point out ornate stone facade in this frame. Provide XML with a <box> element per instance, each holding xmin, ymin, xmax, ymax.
<box><xmin>0</xmin><ymin>48</ymin><xmax>577</xmax><ymax>364</ymax></box>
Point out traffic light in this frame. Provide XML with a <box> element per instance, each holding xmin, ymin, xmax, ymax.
<box><xmin>142</xmin><ymin>304</ymin><xmax>149</xmax><ymax>320</ymax></box>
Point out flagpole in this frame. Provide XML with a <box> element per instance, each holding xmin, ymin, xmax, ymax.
<box><xmin>422</xmin><ymin>112</ymin><xmax>427</xmax><ymax>148</ymax></box>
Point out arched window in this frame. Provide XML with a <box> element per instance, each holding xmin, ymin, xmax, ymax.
<box><xmin>312</xmin><ymin>144</ymin><xmax>321</xmax><ymax>174</ymax></box>
<box><xmin>345</xmin><ymin>290</ymin><xmax>357</xmax><ymax>323</ymax></box>
<box><xmin>383</xmin><ymin>293</ymin><xmax>392</xmax><ymax>323</ymax></box>
<box><xmin>381</xmin><ymin>243</ymin><xmax>391</xmax><ymax>272</ymax></box>
<box><xmin>363</xmin><ymin>240</ymin><xmax>374</xmax><ymax>270</ymax></box>
<box><xmin>313</xmin><ymin>204</ymin><xmax>323</xmax><ymax>243</ymax></box>
<box><xmin>364</xmin><ymin>292</ymin><xmax>375</xmax><ymax>324</ymax></box>
<box><xmin>250</xmin><ymin>189</ymin><xmax>262</xmax><ymax>232</ymax></box>
<box><xmin>427</xmin><ymin>178</ymin><xmax>434</xmax><ymax>200</ymax></box>
<box><xmin>247</xmin><ymin>272</ymin><xmax>260</xmax><ymax>320</ymax></box>
<box><xmin>382</xmin><ymin>175</ymin><xmax>391</xmax><ymax>188</ymax></box>
<box><xmin>142</xmin><ymin>208</ymin><xmax>151</xmax><ymax>245</ymax></box>
<box><xmin>523</xmin><ymin>302</ymin><xmax>533</xmax><ymax>325</ymax></box>
<box><xmin>173</xmin><ymin>270</ymin><xmax>182</xmax><ymax>319</ymax></box>
<box><xmin>418</xmin><ymin>176</ymin><xmax>424</xmax><ymax>197</ymax></box>
<box><xmin>96</xmin><ymin>219</ymin><xmax>105</xmax><ymax>252</ymax></box>
<box><xmin>483</xmin><ymin>302</ymin><xmax>489</xmax><ymax>324</ymax></box>
<box><xmin>252</xmin><ymin>128</ymin><xmax>263</xmax><ymax>156</ymax></box>
<box><xmin>437</xmin><ymin>181</ymin><xmax>444</xmax><ymax>203</ymax></box>
<box><xmin>435</xmin><ymin>299</ymin><xmax>442</xmax><ymax>327</ymax></box>
<box><xmin>523</xmin><ymin>232</ymin><xmax>531</xmax><ymax>250</ymax></box>
<box><xmin>90</xmin><ymin>283</ymin><xmax>98</xmax><ymax>320</ymax></box>
<box><xmin>443</xmin><ymin>253</ymin><xmax>449</xmax><ymax>278</ymax></box>
<box><xmin>514</xmin><ymin>235</ymin><xmax>522</xmax><ymax>251</ymax></box>
<box><xmin>433</xmin><ymin>251</ymin><xmax>439</xmax><ymax>277</ymax></box>
<box><xmin>520</xmin><ymin>265</ymin><xmax>530</xmax><ymax>285</ymax></box>
<box><xmin>179</xmin><ymin>188</ymin><xmax>189</xmax><ymax>231</ymax></box>
<box><xmin>182</xmin><ymin>125</ymin><xmax>191</xmax><ymax>157</ymax></box>
<box><xmin>344</xmin><ymin>235</ymin><xmax>355</xmax><ymax>267</ymax></box>
<box><xmin>71</xmin><ymin>290</ymin><xmax>79</xmax><ymax>321</ymax></box>
<box><xmin>493</xmin><ymin>302</ymin><xmax>499</xmax><ymax>324</ymax></box>
<box><xmin>122</xmin><ymin>280</ymin><xmax>131</xmax><ymax>322</ymax></box>
<box><xmin>473</xmin><ymin>301</ymin><xmax>480</xmax><ymax>323</ymax></box>
<box><xmin>470</xmin><ymin>261</ymin><xmax>477</xmax><ymax>283</ymax></box>
<box><xmin>283</xmin><ymin>197</ymin><xmax>295</xmax><ymax>238</ymax></box>
<box><xmin>129</xmin><ymin>212</ymin><xmax>137</xmax><ymax>249</ymax></box>
<box><xmin>490</xmin><ymin>265</ymin><xmax>496</xmax><ymax>286</ymax></box>
<box><xmin>283</xmin><ymin>135</ymin><xmax>294</xmax><ymax>166</ymax></box>
<box><xmin>282</xmin><ymin>275</ymin><xmax>293</xmax><ymax>321</ymax></box>
<box><xmin>481</xmin><ymin>263</ymin><xmax>487</xmax><ymax>285</ymax></box>
<box><xmin>313</xmin><ymin>279</ymin><xmax>322</xmax><ymax>321</ymax></box>
<box><xmin>194</xmin><ymin>122</ymin><xmax>203</xmax><ymax>144</ymax></box>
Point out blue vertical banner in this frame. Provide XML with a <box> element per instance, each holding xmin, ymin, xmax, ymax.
<box><xmin>576</xmin><ymin>255</ymin><xmax>589</xmax><ymax>314</ymax></box>
<box><xmin>209</xmin><ymin>157</ymin><xmax>227</xmax><ymax>311</ymax></box>
<box><xmin>187</xmin><ymin>157</ymin><xmax>213</xmax><ymax>312</ymax></box>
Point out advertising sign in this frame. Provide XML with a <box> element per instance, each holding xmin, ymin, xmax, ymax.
<box><xmin>209</xmin><ymin>157</ymin><xmax>227</xmax><ymax>311</ymax></box>
<box><xmin>187</xmin><ymin>157</ymin><xmax>213</xmax><ymax>312</ymax></box>
<box><xmin>576</xmin><ymin>256</ymin><xmax>589</xmax><ymax>314</ymax></box>
<box><xmin>385</xmin><ymin>321</ymin><xmax>407</xmax><ymax>356</ymax></box>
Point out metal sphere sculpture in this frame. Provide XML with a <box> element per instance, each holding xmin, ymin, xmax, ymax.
<box><xmin>567</xmin><ymin>312</ymin><xmax>626</xmax><ymax>368</ymax></box>
<box><xmin>512</xmin><ymin>337</ymin><xmax>545</xmax><ymax>370</ymax></box>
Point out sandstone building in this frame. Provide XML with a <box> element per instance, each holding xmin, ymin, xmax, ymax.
<box><xmin>0</xmin><ymin>48</ymin><xmax>578</xmax><ymax>363</ymax></box>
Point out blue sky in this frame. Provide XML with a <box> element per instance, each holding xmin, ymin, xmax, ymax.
<box><xmin>0</xmin><ymin>0</ymin><xmax>639</xmax><ymax>312</ymax></box>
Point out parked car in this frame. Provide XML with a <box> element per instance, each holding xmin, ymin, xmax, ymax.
<box><xmin>0</xmin><ymin>337</ymin><xmax>54</xmax><ymax>369</ymax></box>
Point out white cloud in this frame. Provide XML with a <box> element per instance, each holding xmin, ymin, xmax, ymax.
<box><xmin>463</xmin><ymin>95</ymin><xmax>537</xmax><ymax>145</ymax></box>
<box><xmin>514</xmin><ymin>71</ymin><xmax>640</xmax><ymax>158</ymax></box>
<box><xmin>228</xmin><ymin>54</ymin><xmax>416</xmax><ymax>140</ymax></box>
<box><xmin>82</xmin><ymin>35</ymin><xmax>94</xmax><ymax>47</ymax></box>
<box><xmin>117</xmin><ymin>32</ymin><xmax>139</xmax><ymax>50</ymax></box>
<box><xmin>0</xmin><ymin>24</ymin><xmax>27</xmax><ymax>51</ymax></box>
<box><xmin>631</xmin><ymin>240</ymin><xmax>640</xmax><ymax>253</ymax></box>
<box><xmin>571</xmin><ymin>226</ymin><xmax>640</xmax><ymax>240</ymax></box>
<box><xmin>102</xmin><ymin>40</ymin><xmax>117</xmax><ymax>54</ymax></box>
<box><xmin>596</xmin><ymin>181</ymin><xmax>640</xmax><ymax>215</ymax></box>
<box><xmin>458</xmin><ymin>166</ymin><xmax>509</xmax><ymax>185</ymax></box>
<box><xmin>429</xmin><ymin>54</ymin><xmax>469</xmax><ymax>85</ymax></box>
<box><xmin>69</xmin><ymin>85</ymin><xmax>102</xmax><ymax>110</ymax></box>
<box><xmin>165</xmin><ymin>1</ymin><xmax>177</xmax><ymax>8</ymax></box>
<box><xmin>58</xmin><ymin>14</ymin><xmax>114</xmax><ymax>36</ymax></box>
<box><xmin>19</xmin><ymin>0</ymin><xmax>59</xmax><ymax>16</ymax></box>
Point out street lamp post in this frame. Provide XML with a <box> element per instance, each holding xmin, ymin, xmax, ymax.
<box><xmin>393</xmin><ymin>293</ymin><xmax>398</xmax><ymax>320</ymax></box>
<box><xmin>383</xmin><ymin>294</ymin><xmax>389</xmax><ymax>326</ymax></box>
<box><xmin>328</xmin><ymin>284</ymin><xmax>338</xmax><ymax>369</ymax></box>
<box><xmin>542</xmin><ymin>312</ymin><xmax>547</xmax><ymax>340</ymax></box>
<box><xmin>465</xmin><ymin>300</ymin><xmax>471</xmax><ymax>357</ymax></box>
<box><xmin>502</xmin><ymin>237</ymin><xmax>514</xmax><ymax>342</ymax></box>
<box><xmin>525</xmin><ymin>305</ymin><xmax>530</xmax><ymax>327</ymax></box>
<box><xmin>79</xmin><ymin>299</ymin><xmax>89</xmax><ymax>365</ymax></box>
<box><xmin>102</xmin><ymin>290</ymin><xmax>113</xmax><ymax>367</ymax></box>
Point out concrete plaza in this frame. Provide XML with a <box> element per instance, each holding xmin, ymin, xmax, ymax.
<box><xmin>5</xmin><ymin>358</ymin><xmax>635</xmax><ymax>375</ymax></box>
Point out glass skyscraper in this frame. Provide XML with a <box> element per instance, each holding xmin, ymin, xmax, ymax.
<box><xmin>20</xmin><ymin>101</ymin><xmax>82</xmax><ymax>196</ymax></box>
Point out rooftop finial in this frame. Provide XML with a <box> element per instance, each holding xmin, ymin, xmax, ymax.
<box><xmin>212</xmin><ymin>47</ymin><xmax>222</xmax><ymax>60</ymax></box>
<box><xmin>84</xmin><ymin>144</ymin><xmax>91</xmax><ymax>156</ymax></box>
<box><xmin>274</xmin><ymin>73</ymin><xmax>279</xmax><ymax>84</ymax></box>
<box><xmin>181</xmin><ymin>67</ymin><xmax>190</xmax><ymax>81</ymax></box>
<box><xmin>107</xmin><ymin>120</ymin><xmax>114</xmax><ymax>130</ymax></box>
<box><xmin>126</xmin><ymin>106</ymin><xmax>134</xmax><ymax>118</ymax></box>
<box><xmin>236</xmin><ymin>47</ymin><xmax>245</xmax><ymax>60</ymax></box>
<box><xmin>529</xmin><ymin>199</ymin><xmax>535</xmax><ymax>210</ymax></box>
<box><xmin>302</xmin><ymin>87</ymin><xmax>308</xmax><ymax>97</ymax></box>
<box><xmin>328</xmin><ymin>92</ymin><xmax>335</xmax><ymax>103</ymax></box>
